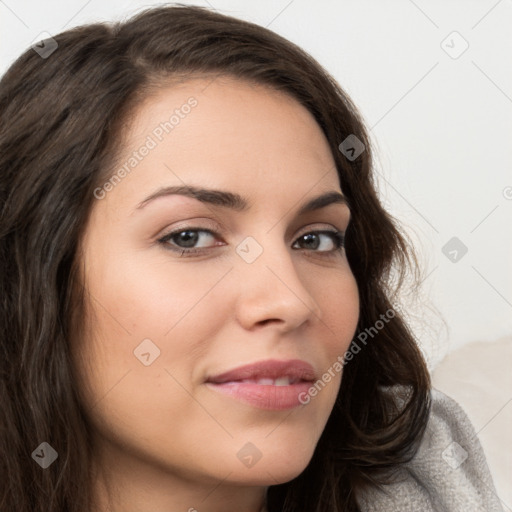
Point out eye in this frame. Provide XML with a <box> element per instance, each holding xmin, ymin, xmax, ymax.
<box><xmin>292</xmin><ymin>230</ymin><xmax>345</xmax><ymax>253</ymax></box>
<box><xmin>158</xmin><ymin>228</ymin><xmax>221</xmax><ymax>255</ymax></box>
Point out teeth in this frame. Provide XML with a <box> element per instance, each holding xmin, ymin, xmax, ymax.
<box><xmin>256</xmin><ymin>378</ymin><xmax>275</xmax><ymax>385</ymax></box>
<box><xmin>236</xmin><ymin>377</ymin><xmax>298</xmax><ymax>386</ymax></box>
<box><xmin>274</xmin><ymin>377</ymin><xmax>291</xmax><ymax>386</ymax></box>
<box><xmin>238</xmin><ymin>377</ymin><xmax>295</xmax><ymax>385</ymax></box>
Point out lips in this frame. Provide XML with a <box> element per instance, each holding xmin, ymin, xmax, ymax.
<box><xmin>206</xmin><ymin>359</ymin><xmax>316</xmax><ymax>384</ymax></box>
<box><xmin>205</xmin><ymin>359</ymin><xmax>316</xmax><ymax>410</ymax></box>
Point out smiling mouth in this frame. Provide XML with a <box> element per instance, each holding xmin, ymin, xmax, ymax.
<box><xmin>205</xmin><ymin>359</ymin><xmax>316</xmax><ymax>410</ymax></box>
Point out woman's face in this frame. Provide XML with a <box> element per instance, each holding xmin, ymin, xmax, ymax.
<box><xmin>76</xmin><ymin>76</ymin><xmax>359</xmax><ymax>503</ymax></box>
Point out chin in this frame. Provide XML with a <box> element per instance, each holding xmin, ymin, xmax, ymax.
<box><xmin>231</xmin><ymin>461</ymin><xmax>311</xmax><ymax>487</ymax></box>
<box><xmin>225</xmin><ymin>443</ymin><xmax>316</xmax><ymax>486</ymax></box>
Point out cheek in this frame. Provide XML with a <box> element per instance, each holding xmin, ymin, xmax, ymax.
<box><xmin>313</xmin><ymin>267</ymin><xmax>359</xmax><ymax>402</ymax></box>
<box><xmin>309</xmin><ymin>263</ymin><xmax>360</xmax><ymax>353</ymax></box>
<box><xmin>84</xmin><ymin>245</ymin><xmax>232</xmax><ymax>343</ymax></box>
<box><xmin>284</xmin><ymin>263</ymin><xmax>359</xmax><ymax>413</ymax></box>
<box><xmin>75</xmin><ymin>255</ymin><xmax>234</xmax><ymax>470</ymax></box>
<box><xmin>77</xmin><ymin>248</ymin><xmax>233</xmax><ymax>404</ymax></box>
<box><xmin>334</xmin><ymin>278</ymin><xmax>359</xmax><ymax>353</ymax></box>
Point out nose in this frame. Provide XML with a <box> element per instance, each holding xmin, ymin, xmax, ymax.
<box><xmin>233</xmin><ymin>237</ymin><xmax>323</xmax><ymax>332</ymax></box>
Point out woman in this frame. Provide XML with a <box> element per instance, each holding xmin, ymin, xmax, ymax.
<box><xmin>0</xmin><ymin>5</ymin><xmax>502</xmax><ymax>512</ymax></box>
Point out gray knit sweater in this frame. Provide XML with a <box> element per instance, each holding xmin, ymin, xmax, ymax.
<box><xmin>356</xmin><ymin>388</ymin><xmax>504</xmax><ymax>511</ymax></box>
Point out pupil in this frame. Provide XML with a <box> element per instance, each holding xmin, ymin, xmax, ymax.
<box><xmin>177</xmin><ymin>231</ymin><xmax>198</xmax><ymax>247</ymax></box>
<box><xmin>302</xmin><ymin>233</ymin><xmax>319</xmax><ymax>249</ymax></box>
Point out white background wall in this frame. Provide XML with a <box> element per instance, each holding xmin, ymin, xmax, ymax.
<box><xmin>1</xmin><ymin>0</ymin><xmax>511</xmax><ymax>367</ymax></box>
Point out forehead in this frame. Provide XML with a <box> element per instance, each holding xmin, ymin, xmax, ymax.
<box><xmin>105</xmin><ymin>76</ymin><xmax>341</xmax><ymax>211</ymax></box>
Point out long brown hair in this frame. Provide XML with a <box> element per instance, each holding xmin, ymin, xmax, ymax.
<box><xmin>0</xmin><ymin>4</ymin><xmax>430</xmax><ymax>511</ymax></box>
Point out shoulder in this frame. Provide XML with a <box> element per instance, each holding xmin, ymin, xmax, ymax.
<box><xmin>356</xmin><ymin>388</ymin><xmax>504</xmax><ymax>512</ymax></box>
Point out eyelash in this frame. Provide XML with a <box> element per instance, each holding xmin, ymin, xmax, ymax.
<box><xmin>157</xmin><ymin>227</ymin><xmax>345</xmax><ymax>258</ymax></box>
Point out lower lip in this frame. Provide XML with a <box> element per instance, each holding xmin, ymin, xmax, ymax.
<box><xmin>205</xmin><ymin>381</ymin><xmax>313</xmax><ymax>410</ymax></box>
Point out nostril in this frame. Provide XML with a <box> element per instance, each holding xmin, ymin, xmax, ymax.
<box><xmin>257</xmin><ymin>318</ymin><xmax>281</xmax><ymax>327</ymax></box>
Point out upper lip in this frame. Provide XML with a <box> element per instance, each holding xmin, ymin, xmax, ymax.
<box><xmin>206</xmin><ymin>359</ymin><xmax>316</xmax><ymax>384</ymax></box>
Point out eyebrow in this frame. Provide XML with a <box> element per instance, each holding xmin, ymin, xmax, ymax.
<box><xmin>134</xmin><ymin>185</ymin><xmax>348</xmax><ymax>215</ymax></box>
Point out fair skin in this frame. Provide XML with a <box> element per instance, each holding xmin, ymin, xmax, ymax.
<box><xmin>75</xmin><ymin>76</ymin><xmax>359</xmax><ymax>512</ymax></box>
